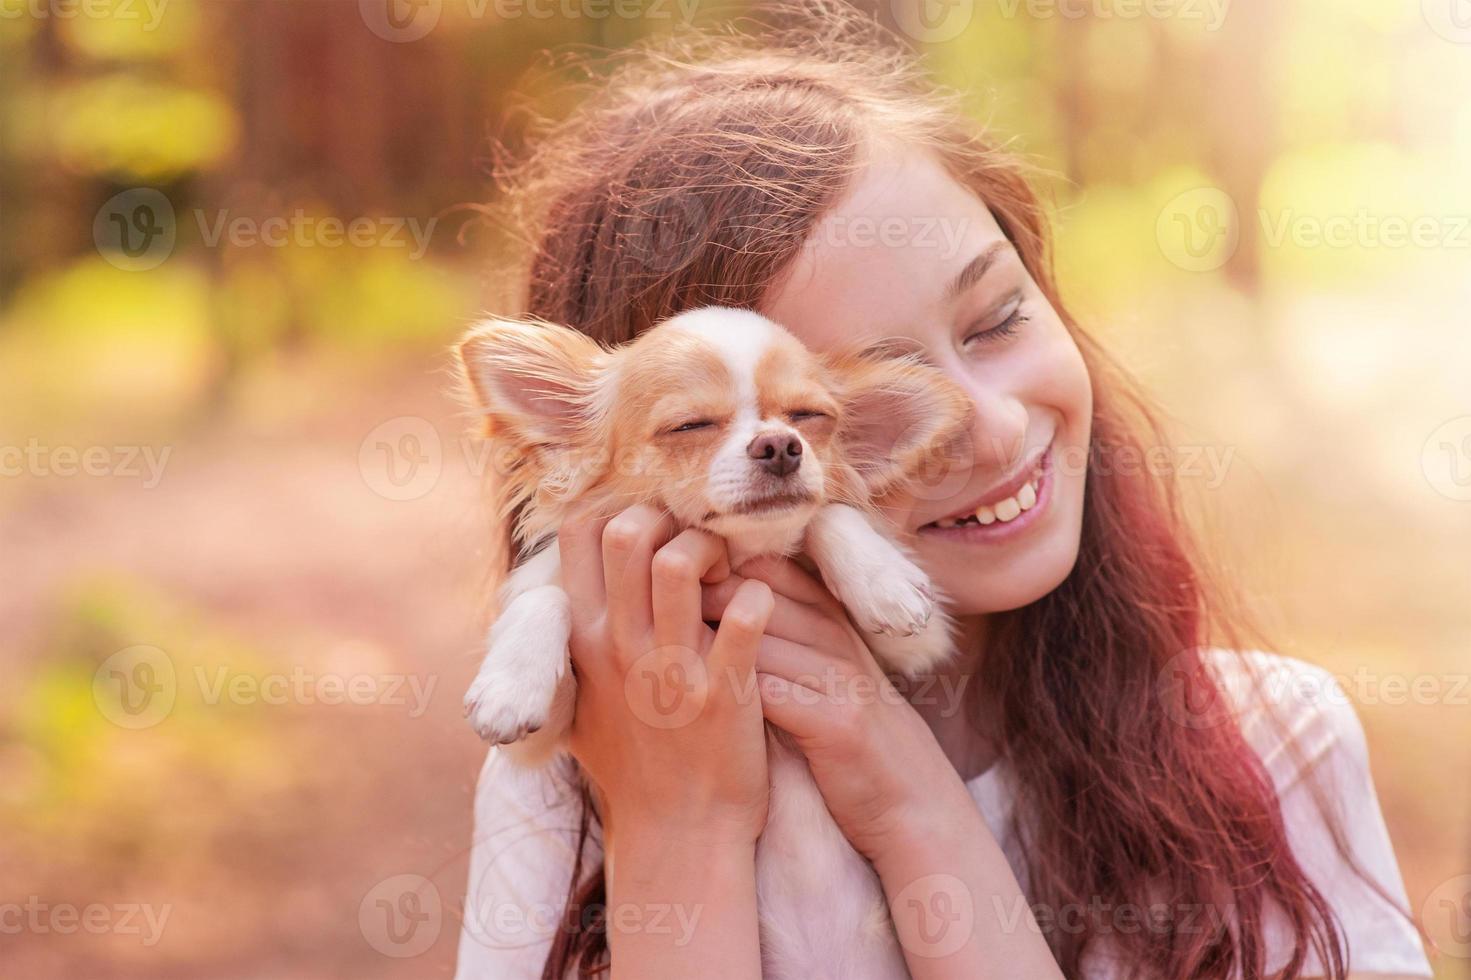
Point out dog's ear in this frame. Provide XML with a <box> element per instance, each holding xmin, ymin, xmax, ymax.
<box><xmin>457</xmin><ymin>316</ymin><xmax>609</xmax><ymax>446</ymax></box>
<box><xmin>827</xmin><ymin>350</ymin><xmax>974</xmax><ymax>498</ymax></box>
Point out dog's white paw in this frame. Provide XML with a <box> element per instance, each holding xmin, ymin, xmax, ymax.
<box><xmin>463</xmin><ymin>583</ymin><xmax>572</xmax><ymax>745</ymax></box>
<box><xmin>842</xmin><ymin>560</ymin><xmax>934</xmax><ymax>637</ymax></box>
<box><xmin>464</xmin><ymin>666</ymin><xmax>557</xmax><ymax>745</ymax></box>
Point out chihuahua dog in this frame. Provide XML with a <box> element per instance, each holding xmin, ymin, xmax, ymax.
<box><xmin>456</xmin><ymin>306</ymin><xmax>971</xmax><ymax>979</ymax></box>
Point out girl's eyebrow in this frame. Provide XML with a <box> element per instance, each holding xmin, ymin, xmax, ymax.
<box><xmin>945</xmin><ymin>240</ymin><xmax>1015</xmax><ymax>302</ymax></box>
<box><xmin>854</xmin><ymin>335</ymin><xmax>934</xmax><ymax>363</ymax></box>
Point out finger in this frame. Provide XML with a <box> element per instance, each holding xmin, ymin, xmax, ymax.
<box><xmin>702</xmin><ymin>576</ymin><xmax>851</xmax><ymax>649</ymax></box>
<box><xmin>705</xmin><ymin>579</ymin><xmax>772</xmax><ymax>712</ymax></box>
<box><xmin>650</xmin><ymin>528</ymin><xmax>730</xmax><ymax>652</ymax></box>
<box><xmin>601</xmin><ymin>504</ymin><xmax>676</xmax><ymax>652</ymax></box>
<box><xmin>755</xmin><ymin>672</ymin><xmax>829</xmax><ymax>741</ymax></box>
<box><xmin>732</xmin><ymin>554</ymin><xmax>835</xmax><ymax>607</ymax></box>
<box><xmin>754</xmin><ymin>634</ymin><xmax>843</xmax><ymax>684</ymax></box>
<box><xmin>556</xmin><ymin>503</ymin><xmax>611</xmax><ymax>628</ymax></box>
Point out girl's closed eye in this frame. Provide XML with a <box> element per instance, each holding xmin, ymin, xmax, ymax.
<box><xmin>962</xmin><ymin>294</ymin><xmax>1030</xmax><ymax>348</ymax></box>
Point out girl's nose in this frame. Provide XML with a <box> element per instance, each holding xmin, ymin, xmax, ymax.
<box><xmin>956</xmin><ymin>380</ymin><xmax>1030</xmax><ymax>474</ymax></box>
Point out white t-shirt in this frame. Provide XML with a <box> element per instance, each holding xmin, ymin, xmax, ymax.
<box><xmin>454</xmin><ymin>650</ymin><xmax>1432</xmax><ymax>978</ymax></box>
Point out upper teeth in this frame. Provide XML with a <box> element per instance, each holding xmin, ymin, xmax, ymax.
<box><xmin>933</xmin><ymin>474</ymin><xmax>1040</xmax><ymax>529</ymax></box>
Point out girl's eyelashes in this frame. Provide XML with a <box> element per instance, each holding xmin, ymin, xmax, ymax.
<box><xmin>961</xmin><ymin>295</ymin><xmax>1030</xmax><ymax>349</ymax></box>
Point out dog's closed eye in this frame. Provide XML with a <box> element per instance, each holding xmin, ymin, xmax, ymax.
<box><xmin>666</xmin><ymin>419</ymin><xmax>717</xmax><ymax>434</ymax></box>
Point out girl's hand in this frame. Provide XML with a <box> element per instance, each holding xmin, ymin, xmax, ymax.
<box><xmin>558</xmin><ymin>503</ymin><xmax>775</xmax><ymax>851</ymax></box>
<box><xmin>702</xmin><ymin>555</ymin><xmax>976</xmax><ymax>863</ymax></box>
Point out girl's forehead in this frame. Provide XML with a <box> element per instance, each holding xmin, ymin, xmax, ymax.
<box><xmin>761</xmin><ymin>147</ymin><xmax>1008</xmax><ymax>354</ymax></box>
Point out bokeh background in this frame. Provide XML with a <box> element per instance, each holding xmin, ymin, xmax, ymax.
<box><xmin>2</xmin><ymin>0</ymin><xmax>1468</xmax><ymax>976</ymax></box>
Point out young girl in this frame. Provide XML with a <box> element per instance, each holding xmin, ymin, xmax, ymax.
<box><xmin>453</xmin><ymin>9</ymin><xmax>1430</xmax><ymax>979</ymax></box>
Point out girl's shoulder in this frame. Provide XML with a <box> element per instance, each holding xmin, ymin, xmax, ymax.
<box><xmin>1200</xmin><ymin>647</ymin><xmax>1433</xmax><ymax>978</ymax></box>
<box><xmin>1200</xmin><ymin>647</ymin><xmax>1372</xmax><ymax>794</ymax></box>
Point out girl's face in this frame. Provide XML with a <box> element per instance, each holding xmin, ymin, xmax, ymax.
<box><xmin>761</xmin><ymin>147</ymin><xmax>1092</xmax><ymax>615</ymax></box>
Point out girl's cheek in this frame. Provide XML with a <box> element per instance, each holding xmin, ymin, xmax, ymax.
<box><xmin>1030</xmin><ymin>319</ymin><xmax>1093</xmax><ymax>434</ymax></box>
<box><xmin>874</xmin><ymin>490</ymin><xmax>920</xmax><ymax>540</ymax></box>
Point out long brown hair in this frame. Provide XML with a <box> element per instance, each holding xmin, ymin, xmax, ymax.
<box><xmin>470</xmin><ymin>5</ymin><xmax>1379</xmax><ymax>977</ymax></box>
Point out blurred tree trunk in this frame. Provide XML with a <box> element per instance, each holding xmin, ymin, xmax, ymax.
<box><xmin>1202</xmin><ymin>0</ymin><xmax>1281</xmax><ymax>292</ymax></box>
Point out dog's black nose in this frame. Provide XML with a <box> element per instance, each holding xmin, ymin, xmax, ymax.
<box><xmin>747</xmin><ymin>432</ymin><xmax>802</xmax><ymax>477</ymax></box>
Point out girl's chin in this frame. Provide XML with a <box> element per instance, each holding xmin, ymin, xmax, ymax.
<box><xmin>920</xmin><ymin>545</ymin><xmax>1081</xmax><ymax>616</ymax></box>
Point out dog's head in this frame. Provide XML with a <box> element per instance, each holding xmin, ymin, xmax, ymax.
<box><xmin>457</xmin><ymin>306</ymin><xmax>972</xmax><ymax>545</ymax></box>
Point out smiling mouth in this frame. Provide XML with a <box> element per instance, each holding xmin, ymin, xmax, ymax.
<box><xmin>920</xmin><ymin>443</ymin><xmax>1053</xmax><ymax>531</ymax></box>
